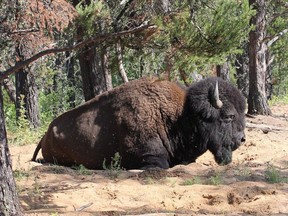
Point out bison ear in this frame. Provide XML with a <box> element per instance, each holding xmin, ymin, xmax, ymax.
<box><xmin>211</xmin><ymin>80</ymin><xmax>223</xmax><ymax>109</ymax></box>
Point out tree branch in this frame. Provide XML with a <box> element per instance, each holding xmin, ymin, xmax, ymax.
<box><xmin>0</xmin><ymin>24</ymin><xmax>155</xmax><ymax>82</ymax></box>
<box><xmin>267</xmin><ymin>29</ymin><xmax>288</xmax><ymax>47</ymax></box>
<box><xmin>115</xmin><ymin>0</ymin><xmax>135</xmax><ymax>26</ymax></box>
<box><xmin>246</xmin><ymin>122</ymin><xmax>288</xmax><ymax>132</ymax></box>
<box><xmin>7</xmin><ymin>28</ymin><xmax>40</xmax><ymax>35</ymax></box>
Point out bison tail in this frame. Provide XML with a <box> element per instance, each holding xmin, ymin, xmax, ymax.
<box><xmin>31</xmin><ymin>137</ymin><xmax>43</xmax><ymax>162</ymax></box>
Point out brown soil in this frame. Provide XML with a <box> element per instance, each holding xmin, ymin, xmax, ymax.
<box><xmin>10</xmin><ymin>104</ymin><xmax>288</xmax><ymax>216</ymax></box>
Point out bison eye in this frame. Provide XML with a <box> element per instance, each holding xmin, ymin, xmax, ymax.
<box><xmin>222</xmin><ymin>114</ymin><xmax>235</xmax><ymax>123</ymax></box>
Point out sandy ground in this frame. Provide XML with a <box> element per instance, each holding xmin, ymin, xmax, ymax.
<box><xmin>10</xmin><ymin>104</ymin><xmax>288</xmax><ymax>216</ymax></box>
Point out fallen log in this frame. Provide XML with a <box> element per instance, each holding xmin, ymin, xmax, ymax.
<box><xmin>246</xmin><ymin>122</ymin><xmax>288</xmax><ymax>132</ymax></box>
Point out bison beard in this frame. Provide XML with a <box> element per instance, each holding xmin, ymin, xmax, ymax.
<box><xmin>32</xmin><ymin>77</ymin><xmax>246</xmax><ymax>169</ymax></box>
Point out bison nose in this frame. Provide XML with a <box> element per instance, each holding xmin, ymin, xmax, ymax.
<box><xmin>241</xmin><ymin>136</ymin><xmax>246</xmax><ymax>143</ymax></box>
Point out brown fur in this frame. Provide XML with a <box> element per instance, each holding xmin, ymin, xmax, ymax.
<box><xmin>32</xmin><ymin>77</ymin><xmax>246</xmax><ymax>169</ymax></box>
<box><xmin>32</xmin><ymin>77</ymin><xmax>186</xmax><ymax>169</ymax></box>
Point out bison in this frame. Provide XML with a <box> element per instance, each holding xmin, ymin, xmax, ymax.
<box><xmin>32</xmin><ymin>77</ymin><xmax>246</xmax><ymax>169</ymax></box>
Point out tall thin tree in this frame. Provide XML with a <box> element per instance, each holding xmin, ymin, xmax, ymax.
<box><xmin>0</xmin><ymin>86</ymin><xmax>23</xmax><ymax>215</ymax></box>
<box><xmin>73</xmin><ymin>0</ymin><xmax>112</xmax><ymax>101</ymax></box>
<box><xmin>15</xmin><ymin>42</ymin><xmax>40</xmax><ymax>128</ymax></box>
<box><xmin>248</xmin><ymin>0</ymin><xmax>271</xmax><ymax>115</ymax></box>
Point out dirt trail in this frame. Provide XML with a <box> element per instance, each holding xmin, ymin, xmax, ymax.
<box><xmin>10</xmin><ymin>105</ymin><xmax>288</xmax><ymax>216</ymax></box>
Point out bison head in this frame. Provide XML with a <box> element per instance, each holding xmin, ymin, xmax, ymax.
<box><xmin>186</xmin><ymin>77</ymin><xmax>246</xmax><ymax>165</ymax></box>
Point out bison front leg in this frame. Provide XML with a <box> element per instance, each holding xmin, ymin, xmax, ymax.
<box><xmin>139</xmin><ymin>136</ymin><xmax>171</xmax><ymax>170</ymax></box>
<box><xmin>121</xmin><ymin>135</ymin><xmax>171</xmax><ymax>169</ymax></box>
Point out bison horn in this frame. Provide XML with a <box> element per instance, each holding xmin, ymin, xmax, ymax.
<box><xmin>212</xmin><ymin>80</ymin><xmax>223</xmax><ymax>109</ymax></box>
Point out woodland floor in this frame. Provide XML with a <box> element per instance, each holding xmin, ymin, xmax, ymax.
<box><xmin>10</xmin><ymin>104</ymin><xmax>288</xmax><ymax>216</ymax></box>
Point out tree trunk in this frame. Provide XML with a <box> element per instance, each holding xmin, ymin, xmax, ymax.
<box><xmin>15</xmin><ymin>44</ymin><xmax>40</xmax><ymax>128</ymax></box>
<box><xmin>235</xmin><ymin>43</ymin><xmax>249</xmax><ymax>98</ymax></box>
<box><xmin>116</xmin><ymin>42</ymin><xmax>128</xmax><ymax>83</ymax></box>
<box><xmin>265</xmin><ymin>50</ymin><xmax>273</xmax><ymax>100</ymax></box>
<box><xmin>66</xmin><ymin>51</ymin><xmax>76</xmax><ymax>108</ymax></box>
<box><xmin>216</xmin><ymin>61</ymin><xmax>230</xmax><ymax>80</ymax></box>
<box><xmin>3</xmin><ymin>78</ymin><xmax>16</xmax><ymax>104</ymax></box>
<box><xmin>78</xmin><ymin>45</ymin><xmax>112</xmax><ymax>101</ymax></box>
<box><xmin>103</xmin><ymin>48</ymin><xmax>113</xmax><ymax>91</ymax></box>
<box><xmin>73</xmin><ymin>0</ymin><xmax>112</xmax><ymax>101</ymax></box>
<box><xmin>15</xmin><ymin>69</ymin><xmax>40</xmax><ymax>128</ymax></box>
<box><xmin>248</xmin><ymin>0</ymin><xmax>271</xmax><ymax>115</ymax></box>
<box><xmin>0</xmin><ymin>85</ymin><xmax>23</xmax><ymax>216</ymax></box>
<box><xmin>153</xmin><ymin>0</ymin><xmax>171</xmax><ymax>14</ymax></box>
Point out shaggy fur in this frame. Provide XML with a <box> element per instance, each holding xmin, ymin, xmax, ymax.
<box><xmin>32</xmin><ymin>77</ymin><xmax>246</xmax><ymax>169</ymax></box>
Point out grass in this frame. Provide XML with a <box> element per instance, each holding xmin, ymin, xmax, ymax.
<box><xmin>73</xmin><ymin>164</ymin><xmax>92</xmax><ymax>175</ymax></box>
<box><xmin>7</xmin><ymin>125</ymin><xmax>44</xmax><ymax>146</ymax></box>
<box><xmin>13</xmin><ymin>169</ymin><xmax>30</xmax><ymax>181</ymax></box>
<box><xmin>208</xmin><ymin>173</ymin><xmax>223</xmax><ymax>185</ymax></box>
<box><xmin>145</xmin><ymin>177</ymin><xmax>157</xmax><ymax>185</ymax></box>
<box><xmin>32</xmin><ymin>176</ymin><xmax>42</xmax><ymax>195</ymax></box>
<box><xmin>181</xmin><ymin>172</ymin><xmax>224</xmax><ymax>186</ymax></box>
<box><xmin>182</xmin><ymin>177</ymin><xmax>202</xmax><ymax>185</ymax></box>
<box><xmin>48</xmin><ymin>164</ymin><xmax>67</xmax><ymax>174</ymax></box>
<box><xmin>5</xmin><ymin>96</ymin><xmax>47</xmax><ymax>146</ymax></box>
<box><xmin>103</xmin><ymin>152</ymin><xmax>124</xmax><ymax>179</ymax></box>
<box><xmin>6</xmin><ymin>117</ymin><xmax>48</xmax><ymax>147</ymax></box>
<box><xmin>235</xmin><ymin>166</ymin><xmax>252</xmax><ymax>181</ymax></box>
<box><xmin>265</xmin><ymin>165</ymin><xmax>288</xmax><ymax>183</ymax></box>
<box><xmin>269</xmin><ymin>95</ymin><xmax>288</xmax><ymax>106</ymax></box>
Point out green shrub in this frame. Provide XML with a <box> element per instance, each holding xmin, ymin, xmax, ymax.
<box><xmin>103</xmin><ymin>152</ymin><xmax>124</xmax><ymax>179</ymax></box>
<box><xmin>265</xmin><ymin>165</ymin><xmax>288</xmax><ymax>183</ymax></box>
<box><xmin>182</xmin><ymin>177</ymin><xmax>202</xmax><ymax>185</ymax></box>
<box><xmin>73</xmin><ymin>164</ymin><xmax>92</xmax><ymax>175</ymax></box>
<box><xmin>208</xmin><ymin>173</ymin><xmax>223</xmax><ymax>185</ymax></box>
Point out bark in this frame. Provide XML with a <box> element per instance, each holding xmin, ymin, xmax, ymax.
<box><xmin>248</xmin><ymin>0</ymin><xmax>271</xmax><ymax>115</ymax></box>
<box><xmin>15</xmin><ymin>43</ymin><xmax>40</xmax><ymax>128</ymax></box>
<box><xmin>216</xmin><ymin>61</ymin><xmax>230</xmax><ymax>80</ymax></box>
<box><xmin>179</xmin><ymin>69</ymin><xmax>189</xmax><ymax>87</ymax></box>
<box><xmin>102</xmin><ymin>48</ymin><xmax>113</xmax><ymax>91</ymax></box>
<box><xmin>0</xmin><ymin>85</ymin><xmax>23</xmax><ymax>216</ymax></box>
<box><xmin>3</xmin><ymin>78</ymin><xmax>16</xmax><ymax>104</ymax></box>
<box><xmin>73</xmin><ymin>0</ymin><xmax>112</xmax><ymax>101</ymax></box>
<box><xmin>78</xmin><ymin>45</ymin><xmax>112</xmax><ymax>101</ymax></box>
<box><xmin>0</xmin><ymin>24</ymin><xmax>154</xmax><ymax>81</ymax></box>
<box><xmin>265</xmin><ymin>50</ymin><xmax>273</xmax><ymax>100</ymax></box>
<box><xmin>66</xmin><ymin>51</ymin><xmax>76</xmax><ymax>108</ymax></box>
<box><xmin>116</xmin><ymin>42</ymin><xmax>128</xmax><ymax>83</ymax></box>
<box><xmin>153</xmin><ymin>0</ymin><xmax>171</xmax><ymax>14</ymax></box>
<box><xmin>235</xmin><ymin>44</ymin><xmax>249</xmax><ymax>98</ymax></box>
<box><xmin>51</xmin><ymin>55</ymin><xmax>63</xmax><ymax>117</ymax></box>
<box><xmin>15</xmin><ymin>68</ymin><xmax>40</xmax><ymax>128</ymax></box>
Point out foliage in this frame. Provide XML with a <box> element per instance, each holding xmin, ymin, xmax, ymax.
<box><xmin>265</xmin><ymin>165</ymin><xmax>288</xmax><ymax>184</ymax></box>
<box><xmin>266</xmin><ymin>0</ymin><xmax>288</xmax><ymax>98</ymax></box>
<box><xmin>37</xmin><ymin>59</ymin><xmax>84</xmax><ymax>122</ymax></box>
<box><xmin>208</xmin><ymin>173</ymin><xmax>223</xmax><ymax>185</ymax></box>
<box><xmin>4</xmin><ymin>91</ymin><xmax>43</xmax><ymax>146</ymax></box>
<box><xmin>4</xmin><ymin>60</ymin><xmax>84</xmax><ymax>146</ymax></box>
<box><xmin>73</xmin><ymin>0</ymin><xmax>255</xmax><ymax>84</ymax></box>
<box><xmin>269</xmin><ymin>94</ymin><xmax>288</xmax><ymax>106</ymax></box>
<box><xmin>147</xmin><ymin>0</ymin><xmax>255</xmax><ymax>79</ymax></box>
<box><xmin>75</xmin><ymin>0</ymin><xmax>112</xmax><ymax>37</ymax></box>
<box><xmin>235</xmin><ymin>166</ymin><xmax>252</xmax><ymax>181</ymax></box>
<box><xmin>182</xmin><ymin>177</ymin><xmax>202</xmax><ymax>185</ymax></box>
<box><xmin>73</xmin><ymin>164</ymin><xmax>92</xmax><ymax>175</ymax></box>
<box><xmin>13</xmin><ymin>169</ymin><xmax>29</xmax><ymax>181</ymax></box>
<box><xmin>157</xmin><ymin>0</ymin><xmax>254</xmax><ymax>56</ymax></box>
<box><xmin>103</xmin><ymin>152</ymin><xmax>124</xmax><ymax>179</ymax></box>
<box><xmin>2</xmin><ymin>0</ymin><xmax>288</xmax><ymax>149</ymax></box>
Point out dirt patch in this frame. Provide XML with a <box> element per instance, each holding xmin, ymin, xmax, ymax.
<box><xmin>10</xmin><ymin>104</ymin><xmax>288</xmax><ymax>215</ymax></box>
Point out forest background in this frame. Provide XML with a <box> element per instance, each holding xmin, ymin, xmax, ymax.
<box><xmin>0</xmin><ymin>0</ymin><xmax>288</xmax><ymax>215</ymax></box>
